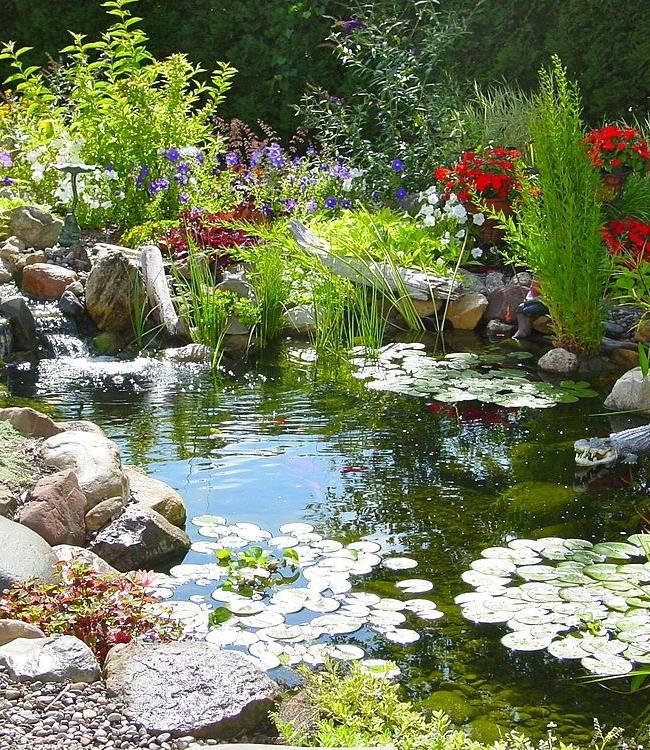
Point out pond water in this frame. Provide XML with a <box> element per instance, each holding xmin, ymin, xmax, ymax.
<box><xmin>5</xmin><ymin>339</ymin><xmax>650</xmax><ymax>744</ymax></box>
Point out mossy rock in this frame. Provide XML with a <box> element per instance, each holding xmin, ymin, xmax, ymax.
<box><xmin>467</xmin><ymin>716</ymin><xmax>507</xmax><ymax>744</ymax></box>
<box><xmin>0</xmin><ymin>421</ymin><xmax>36</xmax><ymax>488</ymax></box>
<box><xmin>499</xmin><ymin>481</ymin><xmax>579</xmax><ymax>525</ymax></box>
<box><xmin>93</xmin><ymin>331</ymin><xmax>124</xmax><ymax>355</ymax></box>
<box><xmin>530</xmin><ymin>519</ymin><xmax>586</xmax><ymax>540</ymax></box>
<box><xmin>421</xmin><ymin>690</ymin><xmax>476</xmax><ymax>725</ymax></box>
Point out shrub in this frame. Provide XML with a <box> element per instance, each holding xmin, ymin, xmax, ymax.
<box><xmin>584</xmin><ymin>124</ymin><xmax>650</xmax><ymax>173</ymax></box>
<box><xmin>0</xmin><ymin>560</ymin><xmax>181</xmax><ymax>662</ymax></box>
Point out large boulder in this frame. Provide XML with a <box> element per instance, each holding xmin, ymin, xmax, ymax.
<box><xmin>0</xmin><ymin>619</ymin><xmax>45</xmax><ymax>647</ymax></box>
<box><xmin>40</xmin><ymin>430</ymin><xmax>128</xmax><ymax>509</ymax></box>
<box><xmin>18</xmin><ymin>470</ymin><xmax>86</xmax><ymax>547</ymax></box>
<box><xmin>284</xmin><ymin>304</ymin><xmax>316</xmax><ymax>335</ymax></box>
<box><xmin>84</xmin><ymin>496</ymin><xmax>124</xmax><ymax>531</ymax></box>
<box><xmin>0</xmin><ymin>635</ymin><xmax>100</xmax><ymax>683</ymax></box>
<box><xmin>0</xmin><ymin>295</ymin><xmax>37</xmax><ymax>351</ymax></box>
<box><xmin>85</xmin><ymin>245</ymin><xmax>142</xmax><ymax>335</ymax></box>
<box><xmin>89</xmin><ymin>505</ymin><xmax>190</xmax><ymax>571</ymax></box>
<box><xmin>604</xmin><ymin>367</ymin><xmax>650</xmax><ymax>413</ymax></box>
<box><xmin>538</xmin><ymin>347</ymin><xmax>579</xmax><ymax>374</ymax></box>
<box><xmin>7</xmin><ymin>206</ymin><xmax>63</xmax><ymax>250</ymax></box>
<box><xmin>21</xmin><ymin>263</ymin><xmax>78</xmax><ymax>301</ymax></box>
<box><xmin>446</xmin><ymin>292</ymin><xmax>489</xmax><ymax>330</ymax></box>
<box><xmin>124</xmin><ymin>466</ymin><xmax>187</xmax><ymax>528</ymax></box>
<box><xmin>104</xmin><ymin>641</ymin><xmax>279</xmax><ymax>738</ymax></box>
<box><xmin>484</xmin><ymin>281</ymin><xmax>528</xmax><ymax>323</ymax></box>
<box><xmin>0</xmin><ymin>406</ymin><xmax>62</xmax><ymax>439</ymax></box>
<box><xmin>0</xmin><ymin>516</ymin><xmax>59</xmax><ymax>590</ymax></box>
<box><xmin>52</xmin><ymin>544</ymin><xmax>118</xmax><ymax>574</ymax></box>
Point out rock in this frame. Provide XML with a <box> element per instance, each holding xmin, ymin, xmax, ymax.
<box><xmin>225</xmin><ymin>315</ymin><xmax>251</xmax><ymax>335</ymax></box>
<box><xmin>459</xmin><ymin>271</ymin><xmax>486</xmax><ymax>293</ymax></box>
<box><xmin>41</xmin><ymin>431</ymin><xmax>127</xmax><ymax>509</ymax></box>
<box><xmin>577</xmin><ymin>355</ymin><xmax>616</xmax><ymax>376</ymax></box>
<box><xmin>0</xmin><ymin>485</ymin><xmax>16</xmax><ymax>517</ymax></box>
<box><xmin>163</xmin><ymin>343</ymin><xmax>215</xmax><ymax>364</ymax></box>
<box><xmin>65</xmin><ymin>280</ymin><xmax>84</xmax><ymax>298</ymax></box>
<box><xmin>284</xmin><ymin>305</ymin><xmax>316</xmax><ymax>334</ymax></box>
<box><xmin>610</xmin><ymin>348</ymin><xmax>640</xmax><ymax>369</ymax></box>
<box><xmin>484</xmin><ymin>282</ymin><xmax>527</xmax><ymax>322</ymax></box>
<box><xmin>59</xmin><ymin>290</ymin><xmax>86</xmax><ymax>317</ymax></box>
<box><xmin>537</xmin><ymin>347</ymin><xmax>579</xmax><ymax>374</ymax></box>
<box><xmin>21</xmin><ymin>263</ymin><xmax>78</xmax><ymax>301</ymax></box>
<box><xmin>18</xmin><ymin>471</ymin><xmax>86</xmax><ymax>546</ymax></box>
<box><xmin>421</xmin><ymin>689</ymin><xmax>476</xmax><ymax>725</ymax></box>
<box><xmin>0</xmin><ymin>619</ymin><xmax>45</xmax><ymax>646</ymax></box>
<box><xmin>93</xmin><ymin>331</ymin><xmax>124</xmax><ymax>354</ymax></box>
<box><xmin>216</xmin><ymin>270</ymin><xmax>255</xmax><ymax>300</ymax></box>
<box><xmin>89</xmin><ymin>505</ymin><xmax>190</xmax><ymax>570</ymax></box>
<box><xmin>124</xmin><ymin>466</ymin><xmax>186</xmax><ymax>528</ymax></box>
<box><xmin>56</xmin><ymin>419</ymin><xmax>105</xmax><ymax>435</ymax></box>
<box><xmin>0</xmin><ymin>316</ymin><xmax>13</xmax><ymax>358</ymax></box>
<box><xmin>85</xmin><ymin>245</ymin><xmax>142</xmax><ymax>335</ymax></box>
<box><xmin>0</xmin><ymin>295</ymin><xmax>37</xmax><ymax>350</ymax></box>
<box><xmin>0</xmin><ymin>406</ymin><xmax>62</xmax><ymax>438</ymax></box>
<box><xmin>7</xmin><ymin>207</ymin><xmax>63</xmax><ymax>250</ymax></box>
<box><xmin>486</xmin><ymin>319</ymin><xmax>516</xmax><ymax>337</ymax></box>
<box><xmin>0</xmin><ymin>516</ymin><xmax>59</xmax><ymax>590</ymax></box>
<box><xmin>0</xmin><ymin>635</ymin><xmax>100</xmax><ymax>683</ymax></box>
<box><xmin>52</xmin><ymin>544</ymin><xmax>118</xmax><ymax>574</ymax></box>
<box><xmin>411</xmin><ymin>298</ymin><xmax>442</xmax><ymax>318</ymax></box>
<box><xmin>104</xmin><ymin>641</ymin><xmax>279</xmax><ymax>738</ymax></box>
<box><xmin>484</xmin><ymin>272</ymin><xmax>505</xmax><ymax>293</ymax></box>
<box><xmin>0</xmin><ymin>258</ymin><xmax>12</xmax><ymax>284</ymax></box>
<box><xmin>84</xmin><ymin>496</ymin><xmax>123</xmax><ymax>532</ymax></box>
<box><xmin>636</xmin><ymin>318</ymin><xmax>650</xmax><ymax>344</ymax></box>
<box><xmin>532</xmin><ymin>314</ymin><xmax>554</xmax><ymax>335</ymax></box>
<box><xmin>468</xmin><ymin>717</ymin><xmax>506</xmax><ymax>744</ymax></box>
<box><xmin>604</xmin><ymin>320</ymin><xmax>627</xmax><ymax>339</ymax></box>
<box><xmin>604</xmin><ymin>367</ymin><xmax>650</xmax><ymax>413</ymax></box>
<box><xmin>446</xmin><ymin>292</ymin><xmax>489</xmax><ymax>330</ymax></box>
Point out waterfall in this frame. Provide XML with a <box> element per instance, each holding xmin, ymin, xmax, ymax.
<box><xmin>31</xmin><ymin>301</ymin><xmax>91</xmax><ymax>359</ymax></box>
<box><xmin>0</xmin><ymin>317</ymin><xmax>13</xmax><ymax>359</ymax></box>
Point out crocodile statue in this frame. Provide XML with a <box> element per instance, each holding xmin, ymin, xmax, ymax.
<box><xmin>574</xmin><ymin>423</ymin><xmax>650</xmax><ymax>467</ymax></box>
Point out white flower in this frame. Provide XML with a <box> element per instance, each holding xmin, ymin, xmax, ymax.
<box><xmin>349</xmin><ymin>167</ymin><xmax>365</xmax><ymax>179</ymax></box>
<box><xmin>471</xmin><ymin>246</ymin><xmax>483</xmax><ymax>258</ymax></box>
<box><xmin>342</xmin><ymin>179</ymin><xmax>353</xmax><ymax>192</ymax></box>
<box><xmin>421</xmin><ymin>215</ymin><xmax>437</xmax><ymax>227</ymax></box>
<box><xmin>180</xmin><ymin>146</ymin><xmax>201</xmax><ymax>158</ymax></box>
<box><xmin>440</xmin><ymin>231</ymin><xmax>451</xmax><ymax>247</ymax></box>
<box><xmin>103</xmin><ymin>168</ymin><xmax>119</xmax><ymax>181</ymax></box>
<box><xmin>472</xmin><ymin>212</ymin><xmax>486</xmax><ymax>226</ymax></box>
<box><xmin>448</xmin><ymin>203</ymin><xmax>467</xmax><ymax>221</ymax></box>
<box><xmin>456</xmin><ymin>229</ymin><xmax>466</xmax><ymax>239</ymax></box>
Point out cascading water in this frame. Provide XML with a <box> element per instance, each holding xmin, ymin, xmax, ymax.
<box><xmin>31</xmin><ymin>301</ymin><xmax>91</xmax><ymax>358</ymax></box>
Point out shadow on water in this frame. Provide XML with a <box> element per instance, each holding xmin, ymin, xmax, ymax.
<box><xmin>4</xmin><ymin>340</ymin><xmax>650</xmax><ymax>743</ymax></box>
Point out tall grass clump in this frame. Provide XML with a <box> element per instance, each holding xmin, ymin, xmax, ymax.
<box><xmin>502</xmin><ymin>56</ymin><xmax>609</xmax><ymax>355</ymax></box>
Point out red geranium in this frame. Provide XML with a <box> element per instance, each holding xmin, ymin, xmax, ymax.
<box><xmin>602</xmin><ymin>217</ymin><xmax>650</xmax><ymax>264</ymax></box>
<box><xmin>434</xmin><ymin>147</ymin><xmax>523</xmax><ymax>203</ymax></box>
<box><xmin>584</xmin><ymin>124</ymin><xmax>650</xmax><ymax>172</ymax></box>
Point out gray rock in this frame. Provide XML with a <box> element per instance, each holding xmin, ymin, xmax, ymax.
<box><xmin>484</xmin><ymin>283</ymin><xmax>527</xmax><ymax>322</ymax></box>
<box><xmin>104</xmin><ymin>641</ymin><xmax>279</xmax><ymax>738</ymax></box>
<box><xmin>124</xmin><ymin>466</ymin><xmax>186</xmax><ymax>528</ymax></box>
<box><xmin>59</xmin><ymin>290</ymin><xmax>86</xmax><ymax>317</ymax></box>
<box><xmin>604</xmin><ymin>320</ymin><xmax>627</xmax><ymax>340</ymax></box>
<box><xmin>284</xmin><ymin>305</ymin><xmax>316</xmax><ymax>334</ymax></box>
<box><xmin>484</xmin><ymin>272</ymin><xmax>505</xmax><ymax>293</ymax></box>
<box><xmin>0</xmin><ymin>635</ymin><xmax>100</xmax><ymax>683</ymax></box>
<box><xmin>163</xmin><ymin>343</ymin><xmax>215</xmax><ymax>364</ymax></box>
<box><xmin>486</xmin><ymin>319</ymin><xmax>516</xmax><ymax>337</ymax></box>
<box><xmin>0</xmin><ymin>315</ymin><xmax>13</xmax><ymax>359</ymax></box>
<box><xmin>89</xmin><ymin>505</ymin><xmax>190</xmax><ymax>571</ymax></box>
<box><xmin>0</xmin><ymin>258</ymin><xmax>12</xmax><ymax>284</ymax></box>
<box><xmin>52</xmin><ymin>544</ymin><xmax>117</xmax><ymax>574</ymax></box>
<box><xmin>604</xmin><ymin>367</ymin><xmax>650</xmax><ymax>413</ymax></box>
<box><xmin>0</xmin><ymin>516</ymin><xmax>59</xmax><ymax>590</ymax></box>
<box><xmin>85</xmin><ymin>245</ymin><xmax>142</xmax><ymax>335</ymax></box>
<box><xmin>0</xmin><ymin>485</ymin><xmax>16</xmax><ymax>518</ymax></box>
<box><xmin>84</xmin><ymin>496</ymin><xmax>123</xmax><ymax>531</ymax></box>
<box><xmin>537</xmin><ymin>347</ymin><xmax>579</xmax><ymax>374</ymax></box>
<box><xmin>41</xmin><ymin>430</ymin><xmax>127</xmax><ymax>509</ymax></box>
<box><xmin>7</xmin><ymin>206</ymin><xmax>63</xmax><ymax>250</ymax></box>
<box><xmin>65</xmin><ymin>280</ymin><xmax>84</xmax><ymax>298</ymax></box>
<box><xmin>0</xmin><ymin>295</ymin><xmax>37</xmax><ymax>350</ymax></box>
<box><xmin>0</xmin><ymin>406</ymin><xmax>62</xmax><ymax>439</ymax></box>
<box><xmin>0</xmin><ymin>619</ymin><xmax>45</xmax><ymax>646</ymax></box>
<box><xmin>216</xmin><ymin>269</ymin><xmax>255</xmax><ymax>300</ymax></box>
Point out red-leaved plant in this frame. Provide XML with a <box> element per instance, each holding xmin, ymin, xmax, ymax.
<box><xmin>160</xmin><ymin>204</ymin><xmax>263</xmax><ymax>263</ymax></box>
<box><xmin>0</xmin><ymin>561</ymin><xmax>181</xmax><ymax>662</ymax></box>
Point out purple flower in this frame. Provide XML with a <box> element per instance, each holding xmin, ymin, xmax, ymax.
<box><xmin>261</xmin><ymin>204</ymin><xmax>273</xmax><ymax>218</ymax></box>
<box><xmin>1</xmin><ymin>177</ymin><xmax>13</xmax><ymax>187</ymax></box>
<box><xmin>390</xmin><ymin>159</ymin><xmax>405</xmax><ymax>173</ymax></box>
<box><xmin>164</xmin><ymin>148</ymin><xmax>181</xmax><ymax>162</ymax></box>
<box><xmin>341</xmin><ymin>199</ymin><xmax>352</xmax><ymax>209</ymax></box>
<box><xmin>306</xmin><ymin>146</ymin><xmax>316</xmax><ymax>157</ymax></box>
<box><xmin>306</xmin><ymin>199</ymin><xmax>318</xmax><ymax>212</ymax></box>
<box><xmin>371</xmin><ymin>190</ymin><xmax>382</xmax><ymax>200</ymax></box>
<box><xmin>299</xmin><ymin>176</ymin><xmax>309</xmax><ymax>192</ymax></box>
<box><xmin>395</xmin><ymin>187</ymin><xmax>408</xmax><ymax>200</ymax></box>
<box><xmin>331</xmin><ymin>164</ymin><xmax>351</xmax><ymax>180</ymax></box>
<box><xmin>250</xmin><ymin>151</ymin><xmax>263</xmax><ymax>167</ymax></box>
<box><xmin>0</xmin><ymin>151</ymin><xmax>12</xmax><ymax>168</ymax></box>
<box><xmin>175</xmin><ymin>172</ymin><xmax>189</xmax><ymax>186</ymax></box>
<box><xmin>148</xmin><ymin>178</ymin><xmax>170</xmax><ymax>195</ymax></box>
<box><xmin>282</xmin><ymin>199</ymin><xmax>297</xmax><ymax>212</ymax></box>
<box><xmin>325</xmin><ymin>197</ymin><xmax>338</xmax><ymax>209</ymax></box>
<box><xmin>292</xmin><ymin>155</ymin><xmax>303</xmax><ymax>167</ymax></box>
<box><xmin>136</xmin><ymin>166</ymin><xmax>150</xmax><ymax>186</ymax></box>
<box><xmin>329</xmin><ymin>96</ymin><xmax>341</xmax><ymax>104</ymax></box>
<box><xmin>179</xmin><ymin>192</ymin><xmax>190</xmax><ymax>204</ymax></box>
<box><xmin>194</xmin><ymin>151</ymin><xmax>205</xmax><ymax>164</ymax></box>
<box><xmin>342</xmin><ymin>19</ymin><xmax>364</xmax><ymax>35</ymax></box>
<box><xmin>225</xmin><ymin>152</ymin><xmax>239</xmax><ymax>167</ymax></box>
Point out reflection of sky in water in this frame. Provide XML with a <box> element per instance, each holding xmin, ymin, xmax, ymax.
<box><xmin>5</xmin><ymin>351</ymin><xmax>650</xmax><ymax>742</ymax></box>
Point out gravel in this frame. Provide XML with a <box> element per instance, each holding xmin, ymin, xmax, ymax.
<box><xmin>0</xmin><ymin>663</ymin><xmax>271</xmax><ymax>750</ymax></box>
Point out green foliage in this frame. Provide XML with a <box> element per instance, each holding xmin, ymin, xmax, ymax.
<box><xmin>501</xmin><ymin>57</ymin><xmax>609</xmax><ymax>355</ymax></box>
<box><xmin>638</xmin><ymin>342</ymin><xmax>650</xmax><ymax>378</ymax></box>
<box><xmin>607</xmin><ymin>173</ymin><xmax>650</xmax><ymax>223</ymax></box>
<box><xmin>0</xmin><ymin>420</ymin><xmax>35</xmax><ymax>487</ymax></box>
<box><xmin>0</xmin><ymin>561</ymin><xmax>182</xmax><ymax>662</ymax></box>
<box><xmin>0</xmin><ymin>0</ymin><xmax>236</xmax><ymax>228</ymax></box>
<box><xmin>298</xmin><ymin>0</ymin><xmax>464</xmax><ymax>193</ymax></box>
<box><xmin>214</xmin><ymin>544</ymin><xmax>300</xmax><ymax>597</ymax></box>
<box><xmin>120</xmin><ymin>219</ymin><xmax>177</xmax><ymax>249</ymax></box>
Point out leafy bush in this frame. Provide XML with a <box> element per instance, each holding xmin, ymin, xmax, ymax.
<box><xmin>0</xmin><ymin>560</ymin><xmax>181</xmax><ymax>662</ymax></box>
<box><xmin>297</xmin><ymin>0</ymin><xmax>464</xmax><ymax>195</ymax></box>
<box><xmin>0</xmin><ymin>0</ymin><xmax>236</xmax><ymax>228</ymax></box>
<box><xmin>502</xmin><ymin>57</ymin><xmax>609</xmax><ymax>355</ymax></box>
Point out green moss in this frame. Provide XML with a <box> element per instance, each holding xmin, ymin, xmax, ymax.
<box><xmin>468</xmin><ymin>716</ymin><xmax>508</xmax><ymax>744</ymax></box>
<box><xmin>500</xmin><ymin>481</ymin><xmax>578</xmax><ymax>525</ymax></box>
<box><xmin>421</xmin><ymin>690</ymin><xmax>477</xmax><ymax>725</ymax></box>
<box><xmin>0</xmin><ymin>421</ymin><xmax>35</xmax><ymax>487</ymax></box>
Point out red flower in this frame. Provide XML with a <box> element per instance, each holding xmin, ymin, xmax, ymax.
<box><xmin>602</xmin><ymin>216</ymin><xmax>650</xmax><ymax>265</ymax></box>
<box><xmin>434</xmin><ymin>147</ymin><xmax>522</xmax><ymax>202</ymax></box>
<box><xmin>584</xmin><ymin>124</ymin><xmax>650</xmax><ymax>173</ymax></box>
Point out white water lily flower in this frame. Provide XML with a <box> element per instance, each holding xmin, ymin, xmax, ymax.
<box><xmin>472</xmin><ymin>212</ymin><xmax>486</xmax><ymax>226</ymax></box>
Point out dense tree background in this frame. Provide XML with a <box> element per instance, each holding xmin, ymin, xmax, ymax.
<box><xmin>0</xmin><ymin>0</ymin><xmax>647</xmax><ymax>135</ymax></box>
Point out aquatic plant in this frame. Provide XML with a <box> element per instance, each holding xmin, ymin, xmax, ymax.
<box><xmin>0</xmin><ymin>560</ymin><xmax>181</xmax><ymax>662</ymax></box>
<box><xmin>458</xmin><ymin>534</ymin><xmax>650</xmax><ymax>677</ymax></box>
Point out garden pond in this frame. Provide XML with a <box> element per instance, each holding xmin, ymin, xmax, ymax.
<box><xmin>4</xmin><ymin>335</ymin><xmax>650</xmax><ymax>744</ymax></box>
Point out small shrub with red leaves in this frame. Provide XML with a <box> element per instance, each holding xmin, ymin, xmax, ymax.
<box><xmin>0</xmin><ymin>561</ymin><xmax>181</xmax><ymax>662</ymax></box>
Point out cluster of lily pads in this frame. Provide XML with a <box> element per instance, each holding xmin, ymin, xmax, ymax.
<box><xmin>458</xmin><ymin>534</ymin><xmax>650</xmax><ymax>676</ymax></box>
<box><xmin>349</xmin><ymin>343</ymin><xmax>598</xmax><ymax>408</ymax></box>
<box><xmin>147</xmin><ymin>516</ymin><xmax>442</xmax><ymax>676</ymax></box>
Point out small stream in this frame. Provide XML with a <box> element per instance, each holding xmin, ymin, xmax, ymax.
<box><xmin>4</xmin><ymin>337</ymin><xmax>650</xmax><ymax>744</ymax></box>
